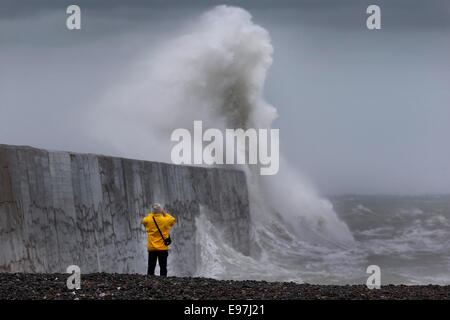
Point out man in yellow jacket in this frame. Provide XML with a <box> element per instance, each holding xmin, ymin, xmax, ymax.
<box><xmin>141</xmin><ymin>203</ymin><xmax>176</xmax><ymax>276</ymax></box>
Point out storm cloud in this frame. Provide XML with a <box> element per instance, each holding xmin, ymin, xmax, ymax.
<box><xmin>1</xmin><ymin>0</ymin><xmax>449</xmax><ymax>195</ymax></box>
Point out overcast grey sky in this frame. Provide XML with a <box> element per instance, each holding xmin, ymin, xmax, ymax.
<box><xmin>1</xmin><ymin>0</ymin><xmax>450</xmax><ymax>195</ymax></box>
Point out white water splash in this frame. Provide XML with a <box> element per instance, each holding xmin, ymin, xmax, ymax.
<box><xmin>90</xmin><ymin>5</ymin><xmax>360</xmax><ymax>283</ymax></box>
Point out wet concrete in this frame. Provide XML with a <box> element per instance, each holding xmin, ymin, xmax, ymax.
<box><xmin>0</xmin><ymin>144</ymin><xmax>250</xmax><ymax>276</ymax></box>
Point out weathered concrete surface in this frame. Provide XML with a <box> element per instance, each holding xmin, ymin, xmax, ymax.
<box><xmin>0</xmin><ymin>144</ymin><xmax>250</xmax><ymax>276</ymax></box>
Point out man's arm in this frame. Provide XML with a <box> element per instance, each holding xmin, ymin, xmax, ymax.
<box><xmin>167</xmin><ymin>214</ymin><xmax>176</xmax><ymax>228</ymax></box>
<box><xmin>141</xmin><ymin>216</ymin><xmax>148</xmax><ymax>227</ymax></box>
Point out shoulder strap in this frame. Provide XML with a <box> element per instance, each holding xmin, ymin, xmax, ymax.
<box><xmin>152</xmin><ymin>215</ymin><xmax>167</xmax><ymax>242</ymax></box>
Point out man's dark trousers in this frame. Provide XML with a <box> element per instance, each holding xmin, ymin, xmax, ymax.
<box><xmin>147</xmin><ymin>250</ymin><xmax>168</xmax><ymax>276</ymax></box>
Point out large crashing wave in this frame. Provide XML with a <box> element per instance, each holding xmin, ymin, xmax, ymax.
<box><xmin>90</xmin><ymin>5</ymin><xmax>361</xmax><ymax>283</ymax></box>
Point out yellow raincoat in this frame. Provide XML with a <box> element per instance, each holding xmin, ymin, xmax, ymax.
<box><xmin>142</xmin><ymin>212</ymin><xmax>176</xmax><ymax>251</ymax></box>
